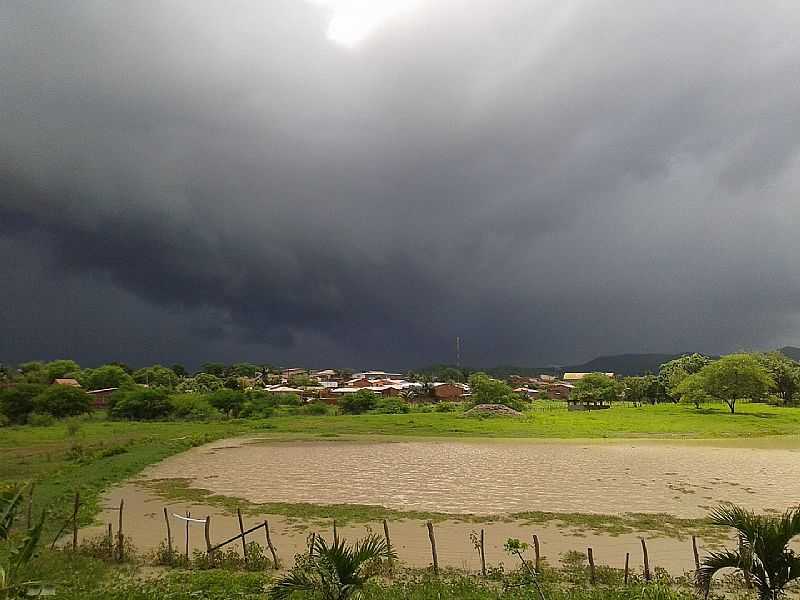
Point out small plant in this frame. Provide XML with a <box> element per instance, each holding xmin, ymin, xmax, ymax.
<box><xmin>504</xmin><ymin>538</ymin><xmax>546</xmax><ymax>600</ymax></box>
<box><xmin>0</xmin><ymin>510</ymin><xmax>46</xmax><ymax>598</ymax></box>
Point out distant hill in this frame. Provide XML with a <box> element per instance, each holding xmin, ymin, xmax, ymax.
<box><xmin>560</xmin><ymin>353</ymin><xmax>683</xmax><ymax>376</ymax></box>
<box><xmin>779</xmin><ymin>346</ymin><xmax>800</xmax><ymax>361</ymax></box>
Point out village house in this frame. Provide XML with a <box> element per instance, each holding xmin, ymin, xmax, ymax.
<box><xmin>87</xmin><ymin>387</ymin><xmax>117</xmax><ymax>408</ymax></box>
<box><xmin>54</xmin><ymin>378</ymin><xmax>81</xmax><ymax>387</ymax></box>
<box><xmin>546</xmin><ymin>382</ymin><xmax>574</xmax><ymax>400</ymax></box>
<box><xmin>432</xmin><ymin>382</ymin><xmax>468</xmax><ymax>400</ymax></box>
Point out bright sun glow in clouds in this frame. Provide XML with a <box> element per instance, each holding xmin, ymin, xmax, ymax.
<box><xmin>309</xmin><ymin>0</ymin><xmax>420</xmax><ymax>47</ymax></box>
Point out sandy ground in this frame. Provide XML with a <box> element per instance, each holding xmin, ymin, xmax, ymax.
<box><xmin>80</xmin><ymin>481</ymin><xmax>714</xmax><ymax>575</ymax></box>
<box><xmin>137</xmin><ymin>437</ymin><xmax>800</xmax><ymax>517</ymax></box>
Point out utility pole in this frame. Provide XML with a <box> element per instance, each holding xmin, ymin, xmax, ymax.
<box><xmin>456</xmin><ymin>336</ymin><xmax>461</xmax><ymax>369</ymax></box>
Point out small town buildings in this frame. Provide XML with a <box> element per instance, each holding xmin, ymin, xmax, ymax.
<box><xmin>547</xmin><ymin>383</ymin><xmax>574</xmax><ymax>400</ymax></box>
<box><xmin>432</xmin><ymin>382</ymin><xmax>468</xmax><ymax>400</ymax></box>
<box><xmin>562</xmin><ymin>372</ymin><xmax>615</xmax><ymax>382</ymax></box>
<box><xmin>87</xmin><ymin>388</ymin><xmax>117</xmax><ymax>408</ymax></box>
<box><xmin>513</xmin><ymin>387</ymin><xmax>540</xmax><ymax>399</ymax></box>
<box><xmin>352</xmin><ymin>371</ymin><xmax>405</xmax><ymax>381</ymax></box>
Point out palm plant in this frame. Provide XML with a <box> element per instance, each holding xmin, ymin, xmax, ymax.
<box><xmin>0</xmin><ymin>485</ymin><xmax>26</xmax><ymax>540</ymax></box>
<box><xmin>0</xmin><ymin>510</ymin><xmax>45</xmax><ymax>599</ymax></box>
<box><xmin>269</xmin><ymin>534</ymin><xmax>394</xmax><ymax>600</ymax></box>
<box><xmin>697</xmin><ymin>504</ymin><xmax>800</xmax><ymax>600</ymax></box>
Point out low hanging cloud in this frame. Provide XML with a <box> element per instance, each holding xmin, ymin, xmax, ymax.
<box><xmin>2</xmin><ymin>0</ymin><xmax>800</xmax><ymax>369</ymax></box>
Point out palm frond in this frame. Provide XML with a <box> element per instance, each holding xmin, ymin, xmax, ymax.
<box><xmin>268</xmin><ymin>568</ymin><xmax>319</xmax><ymax>600</ymax></box>
<box><xmin>7</xmin><ymin>509</ymin><xmax>45</xmax><ymax>580</ymax></box>
<box><xmin>709</xmin><ymin>504</ymin><xmax>763</xmax><ymax>539</ymax></box>
<box><xmin>697</xmin><ymin>549</ymin><xmax>741</xmax><ymax>597</ymax></box>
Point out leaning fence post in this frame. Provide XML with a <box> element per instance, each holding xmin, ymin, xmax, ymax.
<box><xmin>204</xmin><ymin>516</ymin><xmax>212</xmax><ymax>553</ymax></box>
<box><xmin>426</xmin><ymin>521</ymin><xmax>439</xmax><ymax>575</ymax></box>
<box><xmin>640</xmin><ymin>538</ymin><xmax>650</xmax><ymax>581</ymax></box>
<box><xmin>164</xmin><ymin>508</ymin><xmax>173</xmax><ymax>556</ymax></box>
<box><xmin>532</xmin><ymin>534</ymin><xmax>541</xmax><ymax>572</ymax></box>
<box><xmin>479</xmin><ymin>529</ymin><xmax>487</xmax><ymax>577</ymax></box>
<box><xmin>117</xmin><ymin>499</ymin><xmax>125</xmax><ymax>562</ymax></box>
<box><xmin>624</xmin><ymin>552</ymin><xmax>630</xmax><ymax>584</ymax></box>
<box><xmin>383</xmin><ymin>519</ymin><xmax>393</xmax><ymax>564</ymax></box>
<box><xmin>587</xmin><ymin>547</ymin><xmax>596</xmax><ymax>584</ymax></box>
<box><xmin>692</xmin><ymin>535</ymin><xmax>700</xmax><ymax>574</ymax></box>
<box><xmin>237</xmin><ymin>508</ymin><xmax>249</xmax><ymax>564</ymax></box>
<box><xmin>264</xmin><ymin>521</ymin><xmax>279</xmax><ymax>569</ymax></box>
<box><xmin>72</xmin><ymin>491</ymin><xmax>80</xmax><ymax>552</ymax></box>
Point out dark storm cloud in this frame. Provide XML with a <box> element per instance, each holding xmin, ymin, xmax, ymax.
<box><xmin>2</xmin><ymin>0</ymin><xmax>800</xmax><ymax>368</ymax></box>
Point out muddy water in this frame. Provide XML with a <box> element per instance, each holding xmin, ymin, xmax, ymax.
<box><xmin>139</xmin><ymin>438</ymin><xmax>800</xmax><ymax>517</ymax></box>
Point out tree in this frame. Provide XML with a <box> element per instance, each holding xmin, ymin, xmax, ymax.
<box><xmin>675</xmin><ymin>373</ymin><xmax>713</xmax><ymax>409</ymax></box>
<box><xmin>694</xmin><ymin>354</ymin><xmax>774</xmax><ymax>414</ymax></box>
<box><xmin>658</xmin><ymin>353</ymin><xmax>712</xmax><ymax>402</ymax></box>
<box><xmin>79</xmin><ymin>365</ymin><xmax>134</xmax><ymax>390</ymax></box>
<box><xmin>269</xmin><ymin>534</ymin><xmax>394</xmax><ymax>600</ymax></box>
<box><xmin>200</xmin><ymin>363</ymin><xmax>227</xmax><ymax>377</ymax></box>
<box><xmin>622</xmin><ymin>376</ymin><xmax>649</xmax><ymax>405</ymax></box>
<box><xmin>110</xmin><ymin>388</ymin><xmax>171</xmax><ymax>420</ymax></box>
<box><xmin>0</xmin><ymin>384</ymin><xmax>46</xmax><ymax>424</ymax></box>
<box><xmin>170</xmin><ymin>364</ymin><xmax>187</xmax><ymax>378</ymax></box>
<box><xmin>755</xmin><ymin>352</ymin><xmax>800</xmax><ymax>404</ymax></box>
<box><xmin>133</xmin><ymin>365</ymin><xmax>177</xmax><ymax>389</ymax></box>
<box><xmin>698</xmin><ymin>504</ymin><xmax>800</xmax><ymax>600</ymax></box>
<box><xmin>571</xmin><ymin>373</ymin><xmax>620</xmax><ymax>404</ymax></box>
<box><xmin>468</xmin><ymin>372</ymin><xmax>521</xmax><ymax>408</ymax></box>
<box><xmin>42</xmin><ymin>360</ymin><xmax>81</xmax><ymax>382</ymax></box>
<box><xmin>338</xmin><ymin>390</ymin><xmax>377</xmax><ymax>414</ymax></box>
<box><xmin>32</xmin><ymin>385</ymin><xmax>92</xmax><ymax>418</ymax></box>
<box><xmin>207</xmin><ymin>389</ymin><xmax>245</xmax><ymax>416</ymax></box>
<box><xmin>230</xmin><ymin>363</ymin><xmax>259</xmax><ymax>377</ymax></box>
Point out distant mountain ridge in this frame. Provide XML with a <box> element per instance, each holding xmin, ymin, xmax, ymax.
<box><xmin>779</xmin><ymin>346</ymin><xmax>800</xmax><ymax>361</ymax></box>
<box><xmin>561</xmin><ymin>353</ymin><xmax>683</xmax><ymax>376</ymax></box>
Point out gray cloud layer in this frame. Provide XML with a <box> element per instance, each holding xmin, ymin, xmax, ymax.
<box><xmin>2</xmin><ymin>1</ymin><xmax>800</xmax><ymax>369</ymax></box>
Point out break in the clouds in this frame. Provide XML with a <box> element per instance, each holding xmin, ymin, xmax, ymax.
<box><xmin>1</xmin><ymin>0</ymin><xmax>800</xmax><ymax>369</ymax></box>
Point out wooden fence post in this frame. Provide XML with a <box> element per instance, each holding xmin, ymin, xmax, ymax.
<box><xmin>264</xmin><ymin>521</ymin><xmax>279</xmax><ymax>569</ymax></box>
<box><xmin>72</xmin><ymin>491</ymin><xmax>80</xmax><ymax>552</ymax></box>
<box><xmin>426</xmin><ymin>521</ymin><xmax>438</xmax><ymax>575</ymax></box>
<box><xmin>205</xmin><ymin>516</ymin><xmax>212</xmax><ymax>553</ymax></box>
<box><xmin>237</xmin><ymin>508</ymin><xmax>249</xmax><ymax>564</ymax></box>
<box><xmin>383</xmin><ymin>519</ymin><xmax>392</xmax><ymax>563</ymax></box>
<box><xmin>692</xmin><ymin>535</ymin><xmax>700</xmax><ymax>574</ymax></box>
<box><xmin>107</xmin><ymin>523</ymin><xmax>113</xmax><ymax>559</ymax></box>
<box><xmin>185</xmin><ymin>511</ymin><xmax>191</xmax><ymax>561</ymax></box>
<box><xmin>624</xmin><ymin>552</ymin><xmax>630</xmax><ymax>584</ymax></box>
<box><xmin>308</xmin><ymin>532</ymin><xmax>316</xmax><ymax>556</ymax></box>
<box><xmin>163</xmin><ymin>508</ymin><xmax>173</xmax><ymax>556</ymax></box>
<box><xmin>532</xmin><ymin>534</ymin><xmax>541</xmax><ymax>572</ymax></box>
<box><xmin>640</xmin><ymin>538</ymin><xmax>650</xmax><ymax>581</ymax></box>
<box><xmin>333</xmin><ymin>519</ymin><xmax>338</xmax><ymax>545</ymax></box>
<box><xmin>587</xmin><ymin>547</ymin><xmax>596</xmax><ymax>584</ymax></box>
<box><xmin>479</xmin><ymin>529</ymin><xmax>487</xmax><ymax>577</ymax></box>
<box><xmin>117</xmin><ymin>499</ymin><xmax>125</xmax><ymax>562</ymax></box>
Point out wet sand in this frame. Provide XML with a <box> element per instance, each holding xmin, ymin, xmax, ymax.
<box><xmin>78</xmin><ymin>437</ymin><xmax>800</xmax><ymax>574</ymax></box>
<box><xmin>138</xmin><ymin>438</ymin><xmax>800</xmax><ymax>517</ymax></box>
<box><xmin>80</xmin><ymin>482</ymin><xmax>713</xmax><ymax>574</ymax></box>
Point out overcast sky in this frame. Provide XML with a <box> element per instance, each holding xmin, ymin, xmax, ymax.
<box><xmin>2</xmin><ymin>1</ymin><xmax>800</xmax><ymax>370</ymax></box>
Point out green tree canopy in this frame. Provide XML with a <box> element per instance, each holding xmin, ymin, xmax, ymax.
<box><xmin>79</xmin><ymin>365</ymin><xmax>134</xmax><ymax>390</ymax></box>
<box><xmin>32</xmin><ymin>385</ymin><xmax>92</xmax><ymax>418</ymax></box>
<box><xmin>207</xmin><ymin>389</ymin><xmax>245</xmax><ymax>416</ymax></box>
<box><xmin>133</xmin><ymin>365</ymin><xmax>178</xmax><ymax>389</ymax></box>
<box><xmin>110</xmin><ymin>388</ymin><xmax>171</xmax><ymax>420</ymax></box>
<box><xmin>0</xmin><ymin>384</ymin><xmax>46</xmax><ymax>424</ymax></box>
<box><xmin>658</xmin><ymin>353</ymin><xmax>712</xmax><ymax>402</ymax></box>
<box><xmin>692</xmin><ymin>353</ymin><xmax>774</xmax><ymax>413</ymax></box>
<box><xmin>571</xmin><ymin>373</ymin><xmax>620</xmax><ymax>404</ymax></box>
<box><xmin>339</xmin><ymin>390</ymin><xmax>377</xmax><ymax>414</ymax></box>
<box><xmin>674</xmin><ymin>372</ymin><xmax>714</xmax><ymax>409</ymax></box>
<box><xmin>755</xmin><ymin>352</ymin><xmax>800</xmax><ymax>404</ymax></box>
<box><xmin>468</xmin><ymin>372</ymin><xmax>522</xmax><ymax>410</ymax></box>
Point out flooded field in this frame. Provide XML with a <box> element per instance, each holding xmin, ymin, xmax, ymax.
<box><xmin>138</xmin><ymin>438</ymin><xmax>800</xmax><ymax>518</ymax></box>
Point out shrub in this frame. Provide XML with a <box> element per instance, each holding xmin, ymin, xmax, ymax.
<box><xmin>170</xmin><ymin>394</ymin><xmax>221</xmax><ymax>421</ymax></box>
<box><xmin>300</xmin><ymin>402</ymin><xmax>330</xmax><ymax>416</ymax></box>
<box><xmin>27</xmin><ymin>412</ymin><xmax>56</xmax><ymax>427</ymax></box>
<box><xmin>0</xmin><ymin>383</ymin><xmax>46</xmax><ymax>424</ymax></box>
<box><xmin>111</xmin><ymin>388</ymin><xmax>171</xmax><ymax>420</ymax></box>
<box><xmin>32</xmin><ymin>385</ymin><xmax>92</xmax><ymax>418</ymax></box>
<box><xmin>373</xmin><ymin>397</ymin><xmax>410</xmax><ymax>414</ymax></box>
<box><xmin>433</xmin><ymin>401</ymin><xmax>458</xmax><ymax>413</ymax></box>
<box><xmin>207</xmin><ymin>389</ymin><xmax>245</xmax><ymax>417</ymax></box>
<box><xmin>339</xmin><ymin>390</ymin><xmax>377</xmax><ymax>414</ymax></box>
<box><xmin>239</xmin><ymin>400</ymin><xmax>274</xmax><ymax>419</ymax></box>
<box><xmin>271</xmin><ymin>392</ymin><xmax>301</xmax><ymax>406</ymax></box>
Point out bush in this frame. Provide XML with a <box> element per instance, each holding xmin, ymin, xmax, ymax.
<box><xmin>239</xmin><ymin>400</ymin><xmax>274</xmax><ymax>419</ymax></box>
<box><xmin>27</xmin><ymin>412</ymin><xmax>56</xmax><ymax>426</ymax></box>
<box><xmin>373</xmin><ymin>397</ymin><xmax>410</xmax><ymax>414</ymax></box>
<box><xmin>271</xmin><ymin>392</ymin><xmax>301</xmax><ymax>406</ymax></box>
<box><xmin>32</xmin><ymin>385</ymin><xmax>92</xmax><ymax>418</ymax></box>
<box><xmin>0</xmin><ymin>383</ymin><xmax>46</xmax><ymax>424</ymax></box>
<box><xmin>207</xmin><ymin>389</ymin><xmax>245</xmax><ymax>416</ymax></box>
<box><xmin>338</xmin><ymin>390</ymin><xmax>377</xmax><ymax>414</ymax></box>
<box><xmin>300</xmin><ymin>402</ymin><xmax>330</xmax><ymax>415</ymax></box>
<box><xmin>170</xmin><ymin>394</ymin><xmax>221</xmax><ymax>421</ymax></box>
<box><xmin>433</xmin><ymin>401</ymin><xmax>458</xmax><ymax>412</ymax></box>
<box><xmin>111</xmin><ymin>388</ymin><xmax>171</xmax><ymax>420</ymax></box>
